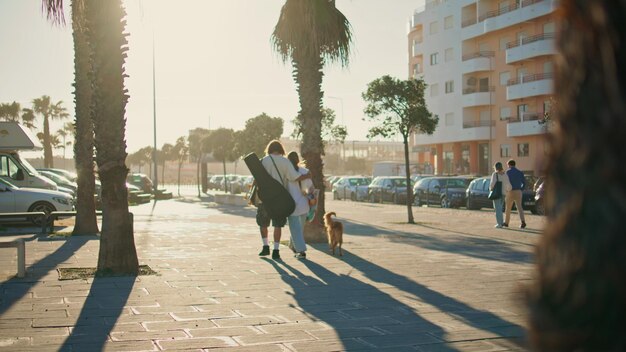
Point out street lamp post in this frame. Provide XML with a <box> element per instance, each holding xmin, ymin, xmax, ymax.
<box><xmin>152</xmin><ymin>34</ymin><xmax>158</xmax><ymax>194</ymax></box>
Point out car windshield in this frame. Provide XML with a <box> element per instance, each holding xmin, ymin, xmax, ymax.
<box><xmin>445</xmin><ymin>179</ymin><xmax>470</xmax><ymax>188</ymax></box>
<box><xmin>15</xmin><ymin>155</ymin><xmax>38</xmax><ymax>176</ymax></box>
<box><xmin>349</xmin><ymin>178</ymin><xmax>370</xmax><ymax>186</ymax></box>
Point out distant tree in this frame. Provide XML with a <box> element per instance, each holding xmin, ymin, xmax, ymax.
<box><xmin>188</xmin><ymin>128</ymin><xmax>211</xmax><ymax>196</ymax></box>
<box><xmin>172</xmin><ymin>136</ymin><xmax>189</xmax><ymax>196</ymax></box>
<box><xmin>0</xmin><ymin>102</ymin><xmax>22</xmax><ymax>122</ymax></box>
<box><xmin>238</xmin><ymin>113</ymin><xmax>284</xmax><ymax>157</ymax></box>
<box><xmin>32</xmin><ymin>95</ymin><xmax>69</xmax><ymax>168</ymax></box>
<box><xmin>362</xmin><ymin>75</ymin><xmax>437</xmax><ymax>224</ymax></box>
<box><xmin>56</xmin><ymin>122</ymin><xmax>74</xmax><ymax>162</ymax></box>
<box><xmin>21</xmin><ymin>108</ymin><xmax>37</xmax><ymax>130</ymax></box>
<box><xmin>291</xmin><ymin>107</ymin><xmax>347</xmax><ymax>146</ymax></box>
<box><xmin>158</xmin><ymin>143</ymin><xmax>174</xmax><ymax>184</ymax></box>
<box><xmin>203</xmin><ymin>128</ymin><xmax>237</xmax><ymax>192</ymax></box>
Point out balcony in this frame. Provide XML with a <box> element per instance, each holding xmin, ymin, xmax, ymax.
<box><xmin>462</xmin><ymin>0</ymin><xmax>557</xmax><ymax>40</ymax></box>
<box><xmin>506</xmin><ymin>113</ymin><xmax>547</xmax><ymax>137</ymax></box>
<box><xmin>462</xmin><ymin>86</ymin><xmax>495</xmax><ymax>107</ymax></box>
<box><xmin>507</xmin><ymin>73</ymin><xmax>553</xmax><ymax>100</ymax></box>
<box><xmin>461</xmin><ymin>119</ymin><xmax>495</xmax><ymax>140</ymax></box>
<box><xmin>506</xmin><ymin>33</ymin><xmax>555</xmax><ymax>64</ymax></box>
<box><xmin>462</xmin><ymin>51</ymin><xmax>494</xmax><ymax>73</ymax></box>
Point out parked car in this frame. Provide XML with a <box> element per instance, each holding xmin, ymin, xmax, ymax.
<box><xmin>534</xmin><ymin>177</ymin><xmax>546</xmax><ymax>215</ymax></box>
<box><xmin>332</xmin><ymin>176</ymin><xmax>371</xmax><ymax>201</ymax></box>
<box><xmin>367</xmin><ymin>176</ymin><xmax>409</xmax><ymax>204</ymax></box>
<box><xmin>37</xmin><ymin>168</ymin><xmax>77</xmax><ymax>182</ymax></box>
<box><xmin>38</xmin><ymin>170</ymin><xmax>78</xmax><ymax>193</ymax></box>
<box><xmin>208</xmin><ymin>175</ymin><xmax>225</xmax><ymax>190</ymax></box>
<box><xmin>413</xmin><ymin>176</ymin><xmax>474</xmax><ymax>208</ymax></box>
<box><xmin>127</xmin><ymin>173</ymin><xmax>153</xmax><ymax>194</ymax></box>
<box><xmin>465</xmin><ymin>175</ymin><xmax>538</xmax><ymax>213</ymax></box>
<box><xmin>0</xmin><ymin>178</ymin><xmax>73</xmax><ymax>226</ymax></box>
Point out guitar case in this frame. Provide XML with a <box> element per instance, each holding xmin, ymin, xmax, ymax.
<box><xmin>244</xmin><ymin>153</ymin><xmax>295</xmax><ymax>218</ymax></box>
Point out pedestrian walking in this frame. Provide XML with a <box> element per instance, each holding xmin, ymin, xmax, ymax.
<box><xmin>504</xmin><ymin>159</ymin><xmax>526</xmax><ymax>228</ymax></box>
<box><xmin>490</xmin><ymin>162</ymin><xmax>511</xmax><ymax>228</ymax></box>
<box><xmin>260</xmin><ymin>140</ymin><xmax>310</xmax><ymax>260</ymax></box>
<box><xmin>286</xmin><ymin>151</ymin><xmax>312</xmax><ymax>259</ymax></box>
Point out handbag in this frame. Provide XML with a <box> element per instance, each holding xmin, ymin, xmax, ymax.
<box><xmin>488</xmin><ymin>174</ymin><xmax>503</xmax><ymax>200</ymax></box>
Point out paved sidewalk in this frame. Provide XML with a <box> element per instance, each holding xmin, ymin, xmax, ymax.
<box><xmin>0</xmin><ymin>195</ymin><xmax>539</xmax><ymax>351</ymax></box>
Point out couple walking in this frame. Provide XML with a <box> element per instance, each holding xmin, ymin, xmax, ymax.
<box><xmin>255</xmin><ymin>140</ymin><xmax>314</xmax><ymax>260</ymax></box>
<box><xmin>490</xmin><ymin>159</ymin><xmax>527</xmax><ymax>229</ymax></box>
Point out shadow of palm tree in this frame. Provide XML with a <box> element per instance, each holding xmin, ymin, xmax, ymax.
<box><xmin>0</xmin><ymin>236</ymin><xmax>93</xmax><ymax>316</ymax></box>
<box><xmin>262</xmin><ymin>258</ymin><xmax>457</xmax><ymax>351</ymax></box>
<box><xmin>341</xmin><ymin>219</ymin><xmax>533</xmax><ymax>264</ymax></box>
<box><xmin>59</xmin><ymin>276</ymin><xmax>135</xmax><ymax>351</ymax></box>
<box><xmin>335</xmin><ymin>249</ymin><xmax>527</xmax><ymax>348</ymax></box>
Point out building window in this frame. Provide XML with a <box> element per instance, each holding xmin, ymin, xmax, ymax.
<box><xmin>500</xmin><ymin>107</ymin><xmax>511</xmax><ymax>120</ymax></box>
<box><xmin>445</xmin><ymin>112</ymin><xmax>454</xmax><ymax>126</ymax></box>
<box><xmin>429</xmin><ymin>21</ymin><xmax>438</xmax><ymax>35</ymax></box>
<box><xmin>517</xmin><ymin>104</ymin><xmax>528</xmax><ymax>120</ymax></box>
<box><xmin>430</xmin><ymin>83</ymin><xmax>439</xmax><ymax>97</ymax></box>
<box><xmin>500</xmin><ymin>144</ymin><xmax>511</xmax><ymax>157</ymax></box>
<box><xmin>430</xmin><ymin>52</ymin><xmax>439</xmax><ymax>65</ymax></box>
<box><xmin>444</xmin><ymin>48</ymin><xmax>454</xmax><ymax>62</ymax></box>
<box><xmin>499</xmin><ymin>71</ymin><xmax>510</xmax><ymax>86</ymax></box>
<box><xmin>445</xmin><ymin>80</ymin><xmax>454</xmax><ymax>93</ymax></box>
<box><xmin>518</xmin><ymin>143</ymin><xmax>529</xmax><ymax>157</ymax></box>
<box><xmin>444</xmin><ymin>15</ymin><xmax>453</xmax><ymax>29</ymax></box>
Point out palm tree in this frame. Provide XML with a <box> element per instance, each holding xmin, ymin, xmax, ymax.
<box><xmin>84</xmin><ymin>0</ymin><xmax>138</xmax><ymax>275</ymax></box>
<box><xmin>173</xmin><ymin>136</ymin><xmax>189</xmax><ymax>196</ymax></box>
<box><xmin>21</xmin><ymin>108</ymin><xmax>37</xmax><ymax>130</ymax></box>
<box><xmin>272</xmin><ymin>0</ymin><xmax>353</xmax><ymax>241</ymax></box>
<box><xmin>32</xmin><ymin>95</ymin><xmax>69</xmax><ymax>168</ymax></box>
<box><xmin>159</xmin><ymin>143</ymin><xmax>174</xmax><ymax>184</ymax></box>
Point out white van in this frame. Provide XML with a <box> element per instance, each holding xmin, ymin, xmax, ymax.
<box><xmin>0</xmin><ymin>122</ymin><xmax>58</xmax><ymax>190</ymax></box>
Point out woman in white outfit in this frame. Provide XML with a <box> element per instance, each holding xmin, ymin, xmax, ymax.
<box><xmin>286</xmin><ymin>151</ymin><xmax>312</xmax><ymax>259</ymax></box>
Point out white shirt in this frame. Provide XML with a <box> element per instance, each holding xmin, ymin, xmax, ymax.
<box><xmin>261</xmin><ymin>154</ymin><xmax>302</xmax><ymax>187</ymax></box>
<box><xmin>288</xmin><ymin>166</ymin><xmax>310</xmax><ymax>216</ymax></box>
<box><xmin>490</xmin><ymin>171</ymin><xmax>512</xmax><ymax>193</ymax></box>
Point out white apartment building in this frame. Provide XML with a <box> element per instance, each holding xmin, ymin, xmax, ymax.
<box><xmin>408</xmin><ymin>0</ymin><xmax>557</xmax><ymax>176</ymax></box>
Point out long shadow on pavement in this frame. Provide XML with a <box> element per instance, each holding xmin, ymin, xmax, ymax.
<box><xmin>337</xmin><ymin>250</ymin><xmax>527</xmax><ymax>348</ymax></box>
<box><xmin>59</xmin><ymin>276</ymin><xmax>135</xmax><ymax>351</ymax></box>
<box><xmin>341</xmin><ymin>220</ymin><xmax>532</xmax><ymax>265</ymax></box>
<box><xmin>263</xmin><ymin>258</ymin><xmax>457</xmax><ymax>351</ymax></box>
<box><xmin>0</xmin><ymin>236</ymin><xmax>93</xmax><ymax>316</ymax></box>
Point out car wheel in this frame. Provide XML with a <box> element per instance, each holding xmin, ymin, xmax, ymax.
<box><xmin>466</xmin><ymin>197</ymin><xmax>474</xmax><ymax>210</ymax></box>
<box><xmin>350</xmin><ymin>192</ymin><xmax>356</xmax><ymax>201</ymax></box>
<box><xmin>28</xmin><ymin>201</ymin><xmax>56</xmax><ymax>226</ymax></box>
<box><xmin>333</xmin><ymin>191</ymin><xmax>339</xmax><ymax>200</ymax></box>
<box><xmin>440</xmin><ymin>197</ymin><xmax>449</xmax><ymax>208</ymax></box>
<box><xmin>535</xmin><ymin>199</ymin><xmax>545</xmax><ymax>215</ymax></box>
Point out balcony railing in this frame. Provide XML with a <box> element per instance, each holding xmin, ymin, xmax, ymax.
<box><xmin>462</xmin><ymin>51</ymin><xmax>495</xmax><ymax>61</ymax></box>
<box><xmin>506</xmin><ymin>112</ymin><xmax>540</xmax><ymax>123</ymax></box>
<box><xmin>463</xmin><ymin>86</ymin><xmax>495</xmax><ymax>94</ymax></box>
<box><xmin>507</xmin><ymin>72</ymin><xmax>554</xmax><ymax>86</ymax></box>
<box><xmin>506</xmin><ymin>32</ymin><xmax>555</xmax><ymax>49</ymax></box>
<box><xmin>463</xmin><ymin>120</ymin><xmax>495</xmax><ymax>128</ymax></box>
<box><xmin>462</xmin><ymin>0</ymin><xmax>547</xmax><ymax>28</ymax></box>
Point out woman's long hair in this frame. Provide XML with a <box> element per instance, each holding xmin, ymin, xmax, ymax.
<box><xmin>287</xmin><ymin>151</ymin><xmax>300</xmax><ymax>171</ymax></box>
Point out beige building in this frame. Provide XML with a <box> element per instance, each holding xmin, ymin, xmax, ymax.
<box><xmin>408</xmin><ymin>0</ymin><xmax>556</xmax><ymax>175</ymax></box>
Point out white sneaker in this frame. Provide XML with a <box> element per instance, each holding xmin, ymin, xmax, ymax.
<box><xmin>494</xmin><ymin>224</ymin><xmax>503</xmax><ymax>228</ymax></box>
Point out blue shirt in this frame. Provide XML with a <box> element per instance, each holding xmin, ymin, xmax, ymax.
<box><xmin>506</xmin><ymin>166</ymin><xmax>526</xmax><ymax>191</ymax></box>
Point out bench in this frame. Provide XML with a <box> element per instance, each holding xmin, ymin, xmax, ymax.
<box><xmin>0</xmin><ymin>212</ymin><xmax>48</xmax><ymax>234</ymax></box>
<box><xmin>0</xmin><ymin>238</ymin><xmax>26</xmax><ymax>278</ymax></box>
<box><xmin>46</xmin><ymin>210</ymin><xmax>103</xmax><ymax>234</ymax></box>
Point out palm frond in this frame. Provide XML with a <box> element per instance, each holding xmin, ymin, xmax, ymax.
<box><xmin>41</xmin><ymin>0</ymin><xmax>66</xmax><ymax>26</ymax></box>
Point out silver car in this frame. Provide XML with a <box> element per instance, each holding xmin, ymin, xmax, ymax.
<box><xmin>0</xmin><ymin>178</ymin><xmax>74</xmax><ymax>225</ymax></box>
<box><xmin>332</xmin><ymin>176</ymin><xmax>372</xmax><ymax>201</ymax></box>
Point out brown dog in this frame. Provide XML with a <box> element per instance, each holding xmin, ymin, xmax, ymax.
<box><xmin>324</xmin><ymin>212</ymin><xmax>343</xmax><ymax>256</ymax></box>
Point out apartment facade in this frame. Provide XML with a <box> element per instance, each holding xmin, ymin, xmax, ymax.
<box><xmin>408</xmin><ymin>0</ymin><xmax>556</xmax><ymax>176</ymax></box>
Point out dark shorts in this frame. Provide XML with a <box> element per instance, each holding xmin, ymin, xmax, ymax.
<box><xmin>256</xmin><ymin>203</ymin><xmax>287</xmax><ymax>228</ymax></box>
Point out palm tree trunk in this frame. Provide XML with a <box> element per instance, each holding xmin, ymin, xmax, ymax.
<box><xmin>71</xmin><ymin>0</ymin><xmax>99</xmax><ymax>236</ymax></box>
<box><xmin>293</xmin><ymin>52</ymin><xmax>327</xmax><ymax>243</ymax></box>
<box><xmin>43</xmin><ymin>116</ymin><xmax>53</xmax><ymax>168</ymax></box>
<box><xmin>87</xmin><ymin>0</ymin><xmax>138</xmax><ymax>275</ymax></box>
<box><xmin>177</xmin><ymin>162</ymin><xmax>182</xmax><ymax>196</ymax></box>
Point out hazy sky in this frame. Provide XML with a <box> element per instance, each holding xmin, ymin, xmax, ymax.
<box><xmin>0</xmin><ymin>0</ymin><xmax>424</xmax><ymax>154</ymax></box>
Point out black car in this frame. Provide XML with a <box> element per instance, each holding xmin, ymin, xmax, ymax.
<box><xmin>367</xmin><ymin>176</ymin><xmax>409</xmax><ymax>204</ymax></box>
<box><xmin>413</xmin><ymin>176</ymin><xmax>474</xmax><ymax>208</ymax></box>
<box><xmin>465</xmin><ymin>175</ymin><xmax>538</xmax><ymax>213</ymax></box>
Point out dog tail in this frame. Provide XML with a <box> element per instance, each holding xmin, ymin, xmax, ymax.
<box><xmin>327</xmin><ymin>212</ymin><xmax>336</xmax><ymax>217</ymax></box>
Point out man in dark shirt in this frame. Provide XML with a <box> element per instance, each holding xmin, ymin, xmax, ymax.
<box><xmin>504</xmin><ymin>159</ymin><xmax>526</xmax><ymax>228</ymax></box>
